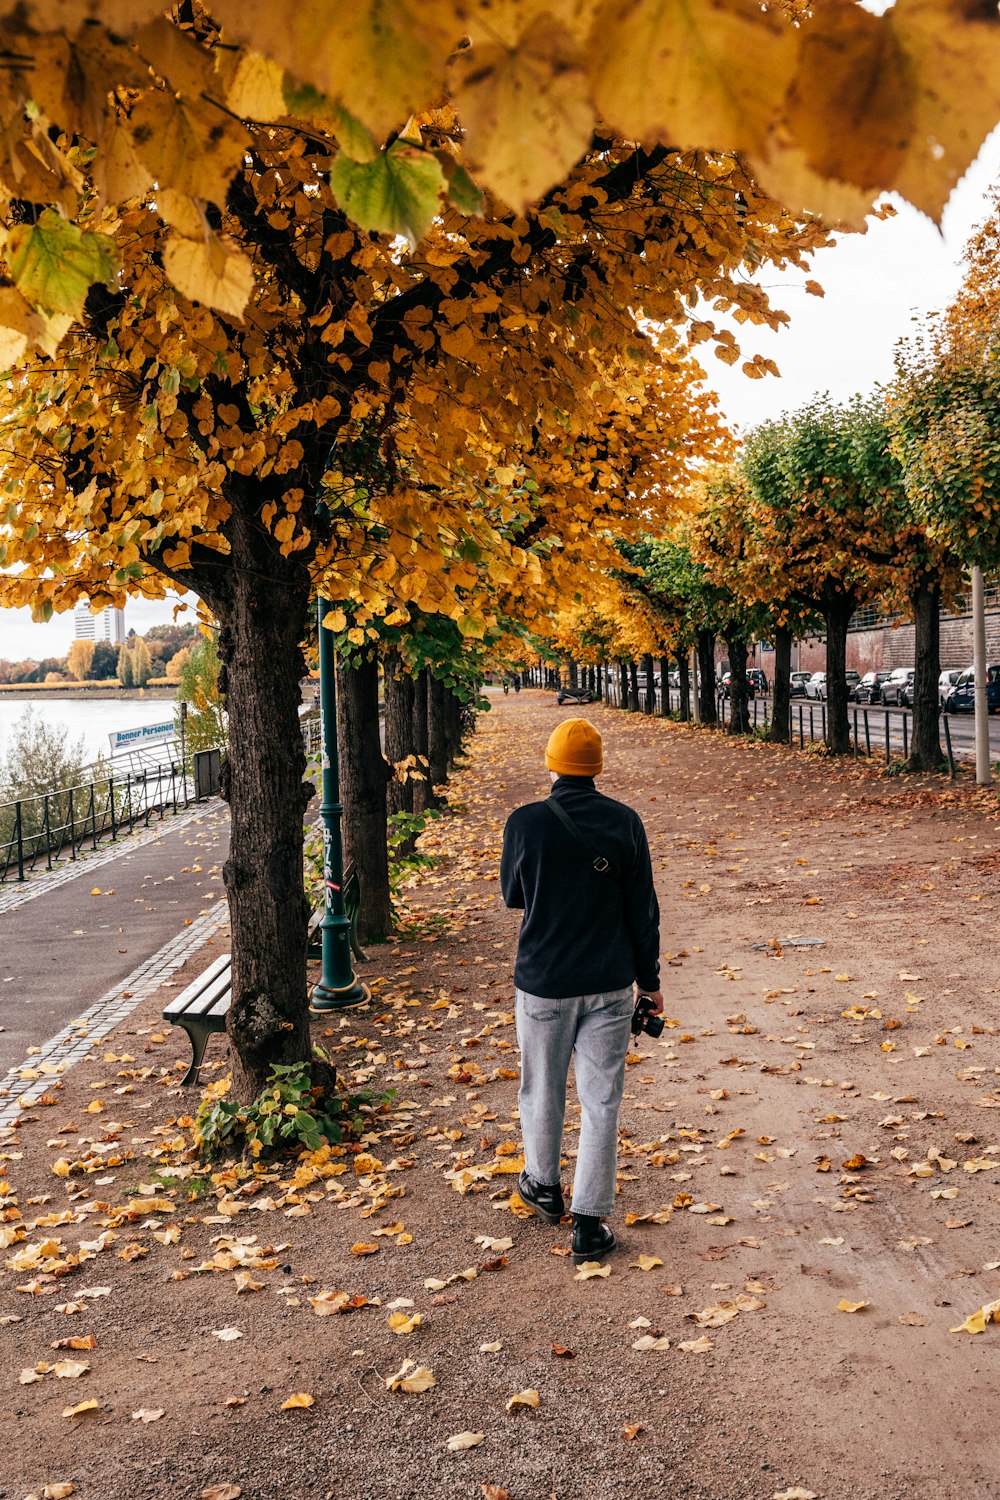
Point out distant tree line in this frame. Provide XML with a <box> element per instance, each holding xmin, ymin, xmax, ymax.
<box><xmin>0</xmin><ymin>623</ymin><xmax>200</xmax><ymax>686</ymax></box>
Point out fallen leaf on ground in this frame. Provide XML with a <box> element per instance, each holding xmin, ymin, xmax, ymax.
<box><xmin>837</xmin><ymin>1300</ymin><xmax>869</xmax><ymax>1314</ymax></box>
<box><xmin>505</xmin><ymin>1388</ymin><xmax>540</xmax><ymax>1412</ymax></box>
<box><xmin>479</xmin><ymin>1340</ymin><xmax>503</xmax><ymax>1353</ymax></box>
<box><xmin>773</xmin><ymin>1489</ymin><xmax>818</xmax><ymax>1500</ymax></box>
<box><xmin>212</xmin><ymin>1328</ymin><xmax>243</xmax><ymax>1341</ymax></box>
<box><xmin>573</xmin><ymin>1261</ymin><xmax>611</xmax><ymax>1280</ymax></box>
<box><xmin>678</xmin><ymin>1336</ymin><xmax>713</xmax><ymax>1353</ymax></box>
<box><xmin>42</xmin><ymin>1486</ymin><xmax>75</xmax><ymax>1499</ymax></box>
<box><xmin>201</xmin><ymin>1487</ymin><xmax>241</xmax><ymax>1500</ymax></box>
<box><xmin>622</xmin><ymin>1422</ymin><xmax>643</xmax><ymax>1440</ymax></box>
<box><xmin>629</xmin><ymin>1254</ymin><xmax>663</xmax><ymax>1272</ymax></box>
<box><xmin>550</xmin><ymin>1344</ymin><xmax>576</xmax><ymax>1357</ymax></box>
<box><xmin>446</xmin><ymin>1431</ymin><xmax>485</xmax><ymax>1452</ymax></box>
<box><xmin>386</xmin><ymin>1359</ymin><xmax>436</xmax><ymax>1393</ymax></box>
<box><xmin>898</xmin><ymin>1313</ymin><xmax>929</xmax><ymax>1327</ymax></box>
<box><xmin>632</xmin><ymin>1334</ymin><xmax>671</xmax><ymax>1351</ymax></box>
<box><xmin>62</xmin><ymin>1400</ymin><xmax>99</xmax><ymax>1418</ymax></box>
<box><xmin>387</xmin><ymin>1311</ymin><xmax>422</xmax><ymax>1335</ymax></box>
<box><xmin>350</xmin><ymin>1243</ymin><xmax>379</xmax><ymax>1256</ymax></box>
<box><xmin>132</xmin><ymin>1408</ymin><xmax>165</xmax><ymax>1422</ymax></box>
<box><xmin>950</xmin><ymin>1298</ymin><xmax>1000</xmax><ymax>1335</ymax></box>
<box><xmin>52</xmin><ymin>1360</ymin><xmax>89</xmax><ymax>1378</ymax></box>
<box><xmin>280</xmin><ymin>1393</ymin><xmax>315</xmax><ymax>1410</ymax></box>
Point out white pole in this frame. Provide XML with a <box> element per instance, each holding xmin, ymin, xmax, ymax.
<box><xmin>691</xmin><ymin>647</ymin><xmax>700</xmax><ymax>722</ymax></box>
<box><xmin>972</xmin><ymin>566</ymin><xmax>992</xmax><ymax>786</ymax></box>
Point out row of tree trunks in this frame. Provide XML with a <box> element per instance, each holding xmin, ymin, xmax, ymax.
<box><xmin>340</xmin><ymin>656</ymin><xmax>472</xmax><ymax>946</ymax></box>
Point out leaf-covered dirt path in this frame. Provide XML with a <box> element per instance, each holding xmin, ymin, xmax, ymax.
<box><xmin>3</xmin><ymin>689</ymin><xmax>1000</xmax><ymax>1500</ymax></box>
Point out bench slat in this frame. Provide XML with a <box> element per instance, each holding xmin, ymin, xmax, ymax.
<box><xmin>162</xmin><ymin>954</ymin><xmax>232</xmax><ymax>1018</ymax></box>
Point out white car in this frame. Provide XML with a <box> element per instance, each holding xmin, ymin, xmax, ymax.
<box><xmin>939</xmin><ymin>669</ymin><xmax>962</xmax><ymax>707</ymax></box>
<box><xmin>804</xmin><ymin>671</ymin><xmax>826</xmax><ymax>700</ymax></box>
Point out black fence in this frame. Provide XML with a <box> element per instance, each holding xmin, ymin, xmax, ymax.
<box><xmin>600</xmin><ymin>678</ymin><xmax>964</xmax><ymax>774</ymax></box>
<box><xmin>1</xmin><ymin>761</ymin><xmax>192</xmax><ymax>884</ymax></box>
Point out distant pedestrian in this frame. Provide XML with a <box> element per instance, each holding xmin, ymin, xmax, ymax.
<box><xmin>500</xmin><ymin>718</ymin><xmax>662</xmax><ymax>1263</ymax></box>
<box><xmin>513</xmin><ymin>673</ymin><xmax>521</xmax><ymax>693</ymax></box>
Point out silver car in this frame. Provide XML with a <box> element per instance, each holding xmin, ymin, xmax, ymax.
<box><xmin>804</xmin><ymin>672</ymin><xmax>826</xmax><ymax>700</ymax></box>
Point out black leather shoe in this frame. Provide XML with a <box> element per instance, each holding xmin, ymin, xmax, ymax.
<box><xmin>571</xmin><ymin>1213</ymin><xmax>617</xmax><ymax>1264</ymax></box>
<box><xmin>517</xmin><ymin>1171</ymin><xmax>565</xmax><ymax>1224</ymax></box>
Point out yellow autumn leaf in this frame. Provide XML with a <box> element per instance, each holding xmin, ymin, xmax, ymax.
<box><xmin>678</xmin><ymin>1336</ymin><xmax>713</xmax><ymax>1353</ymax></box>
<box><xmin>452</xmin><ymin>13</ymin><xmax>593</xmax><ymax>211</ymax></box>
<box><xmin>837</xmin><ymin>1300</ymin><xmax>869</xmax><ymax>1314</ymax></box>
<box><xmin>163</xmin><ymin>233</ymin><xmax>255</xmax><ymax>322</ymax></box>
<box><xmin>385</xmin><ymin>1358</ymin><xmax>436</xmax><ymax>1394</ymax></box>
<box><xmin>505</xmin><ymin>1387</ymin><xmax>540</xmax><ymax>1412</ymax></box>
<box><xmin>446</xmin><ymin>1431</ymin><xmax>485</xmax><ymax>1451</ymax></box>
<box><xmin>52</xmin><ymin>1360</ymin><xmax>90</xmax><ymax>1378</ymax></box>
<box><xmin>573</xmin><ymin>1260</ymin><xmax>612</xmax><ymax>1281</ymax></box>
<box><xmin>387</xmin><ymin>1311</ymin><xmax>422</xmax><ymax>1336</ymax></box>
<box><xmin>62</xmin><ymin>1399</ymin><xmax>100</xmax><ymax>1418</ymax></box>
<box><xmin>280</xmin><ymin>1392</ymin><xmax>315</xmax><ymax>1410</ymax></box>
<box><xmin>131</xmin><ymin>1408</ymin><xmax>165</xmax><ymax>1422</ymax></box>
<box><xmin>629</xmin><ymin>1254</ymin><xmax>664</xmax><ymax>1272</ymax></box>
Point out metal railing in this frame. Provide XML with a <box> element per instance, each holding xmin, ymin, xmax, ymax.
<box><xmin>600</xmin><ymin>677</ymin><xmax>973</xmax><ymax>774</ymax></box>
<box><xmin>1</xmin><ymin>761</ymin><xmax>191</xmax><ymax>884</ymax></box>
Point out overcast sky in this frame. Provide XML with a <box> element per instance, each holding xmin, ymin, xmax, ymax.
<box><xmin>1</xmin><ymin>111</ymin><xmax>998</xmax><ymax>664</ymax></box>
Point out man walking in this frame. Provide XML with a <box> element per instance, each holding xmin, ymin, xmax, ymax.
<box><xmin>500</xmin><ymin>718</ymin><xmax>662</xmax><ymax>1263</ymax></box>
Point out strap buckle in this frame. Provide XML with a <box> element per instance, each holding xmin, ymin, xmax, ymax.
<box><xmin>591</xmin><ymin>855</ymin><xmax>610</xmax><ymax>874</ymax></box>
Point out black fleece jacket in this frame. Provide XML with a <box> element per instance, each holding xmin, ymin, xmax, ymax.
<box><xmin>500</xmin><ymin>775</ymin><xmax>661</xmax><ymax>999</ymax></box>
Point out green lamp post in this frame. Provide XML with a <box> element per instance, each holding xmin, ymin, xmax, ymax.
<box><xmin>310</xmin><ymin>593</ymin><xmax>370</xmax><ymax>1013</ymax></box>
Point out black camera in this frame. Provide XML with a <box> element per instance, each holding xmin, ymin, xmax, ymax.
<box><xmin>631</xmin><ymin>994</ymin><xmax>664</xmax><ymax>1040</ymax></box>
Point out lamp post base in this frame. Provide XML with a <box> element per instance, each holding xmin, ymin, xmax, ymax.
<box><xmin>309</xmin><ymin>976</ymin><xmax>371</xmax><ymax>1014</ymax></box>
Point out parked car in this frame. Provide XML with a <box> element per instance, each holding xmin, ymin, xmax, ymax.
<box><xmin>804</xmin><ymin>671</ymin><xmax>826</xmax><ymax>700</ymax></box>
<box><xmin>845</xmin><ymin>670</ymin><xmax>861</xmax><ymax>701</ymax></box>
<box><xmin>789</xmin><ymin>670</ymin><xmax>812</xmax><ymax>698</ymax></box>
<box><xmin>719</xmin><ymin>671</ymin><xmax>755</xmax><ymax>701</ymax></box>
<box><xmin>881</xmin><ymin>667</ymin><xmax>915</xmax><ymax>706</ymax></box>
<box><xmin>746</xmin><ymin>668</ymin><xmax>769</xmax><ymax>694</ymax></box>
<box><xmin>855</xmin><ymin>670</ymin><xmax>892</xmax><ymax>705</ymax></box>
<box><xmin>938</xmin><ymin>669</ymin><xmax>963</xmax><ymax>706</ymax></box>
<box><xmin>945</xmin><ymin>665</ymin><xmax>1000</xmax><ymax>714</ymax></box>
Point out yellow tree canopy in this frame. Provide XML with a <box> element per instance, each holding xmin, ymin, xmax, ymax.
<box><xmin>0</xmin><ymin>1</ymin><xmax>995</xmax><ymax>350</ymax></box>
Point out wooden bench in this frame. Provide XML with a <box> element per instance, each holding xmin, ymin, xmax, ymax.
<box><xmin>164</xmin><ymin>863</ymin><xmax>365</xmax><ymax>1086</ymax></box>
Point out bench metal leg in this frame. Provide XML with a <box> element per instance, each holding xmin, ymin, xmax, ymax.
<box><xmin>179</xmin><ymin>1021</ymin><xmax>214</xmax><ymax>1087</ymax></box>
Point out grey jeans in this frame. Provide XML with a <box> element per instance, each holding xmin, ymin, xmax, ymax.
<box><xmin>515</xmin><ymin>985</ymin><xmax>634</xmax><ymax>1218</ymax></box>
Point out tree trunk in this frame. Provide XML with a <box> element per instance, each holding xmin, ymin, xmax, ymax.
<box><xmin>618</xmin><ymin>661</ymin><xmax>628</xmax><ymax>708</ymax></box>
<box><xmin>908</xmin><ymin>579</ymin><xmax>943</xmax><ymax>772</ymax></box>
<box><xmin>383</xmin><ymin>647</ymin><xmax>415</xmax><ymax>819</ymax></box>
<box><xmin>338</xmin><ymin>652</ymin><xmax>393</xmax><ymax>943</ymax></box>
<box><xmin>697</xmin><ymin>630</ymin><xmax>717</xmax><ymax>725</ymax></box>
<box><xmin>726</xmin><ymin>633</ymin><xmax>750</xmax><ymax>734</ymax></box>
<box><xmin>658</xmin><ymin>655</ymin><xmax>670</xmax><ymax>714</ymax></box>
<box><xmin>677</xmin><ymin>652</ymin><xmax>690</xmax><ymax>721</ymax></box>
<box><xmin>642</xmin><ymin>653</ymin><xmax>654</xmax><ymax>714</ymax></box>
<box><xmin>769</xmin><ymin>623</ymin><xmax>792</xmax><ymax>745</ymax></box>
<box><xmin>628</xmin><ymin>661</ymin><xmax>639</xmax><ymax>711</ymax></box>
<box><xmin>569</xmin><ymin>660</ymin><xmax>578</xmax><ymax>689</ymax></box>
<box><xmin>216</xmin><ymin>541</ymin><xmax>312</xmax><ymax>1103</ymax></box>
<box><xmin>428</xmin><ymin>673</ymin><xmax>449</xmax><ymax>801</ymax></box>
<box><xmin>824</xmin><ymin>598</ymin><xmax>853</xmax><ymax>755</ymax></box>
<box><xmin>444</xmin><ymin>685</ymin><xmax>464</xmax><ymax>768</ymax></box>
<box><xmin>411</xmin><ymin>666</ymin><xmax>430</xmax><ymax>814</ymax></box>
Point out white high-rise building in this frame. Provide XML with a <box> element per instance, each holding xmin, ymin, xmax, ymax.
<box><xmin>73</xmin><ymin>604</ymin><xmax>125</xmax><ymax>644</ymax></box>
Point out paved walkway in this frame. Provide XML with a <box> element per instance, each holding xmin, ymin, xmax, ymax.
<box><xmin>0</xmin><ymin>801</ymin><xmax>230</xmax><ymax>1077</ymax></box>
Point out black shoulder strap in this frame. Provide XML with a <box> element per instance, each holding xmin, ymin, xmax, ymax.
<box><xmin>544</xmin><ymin>797</ymin><xmax>613</xmax><ymax>876</ymax></box>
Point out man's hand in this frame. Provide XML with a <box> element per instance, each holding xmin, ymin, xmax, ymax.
<box><xmin>638</xmin><ymin>989</ymin><xmax>664</xmax><ymax>1015</ymax></box>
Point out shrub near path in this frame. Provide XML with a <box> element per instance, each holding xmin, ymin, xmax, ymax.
<box><xmin>2</xmin><ymin>690</ymin><xmax>1000</xmax><ymax>1500</ymax></box>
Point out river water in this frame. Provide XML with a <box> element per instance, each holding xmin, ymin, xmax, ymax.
<box><xmin>0</xmin><ymin>696</ymin><xmax>177</xmax><ymax>763</ymax></box>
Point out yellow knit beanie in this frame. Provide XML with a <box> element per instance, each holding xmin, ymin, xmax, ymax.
<box><xmin>545</xmin><ymin>718</ymin><xmax>603</xmax><ymax>777</ymax></box>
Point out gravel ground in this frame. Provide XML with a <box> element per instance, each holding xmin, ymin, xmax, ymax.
<box><xmin>2</xmin><ymin>691</ymin><xmax>1000</xmax><ymax>1500</ymax></box>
